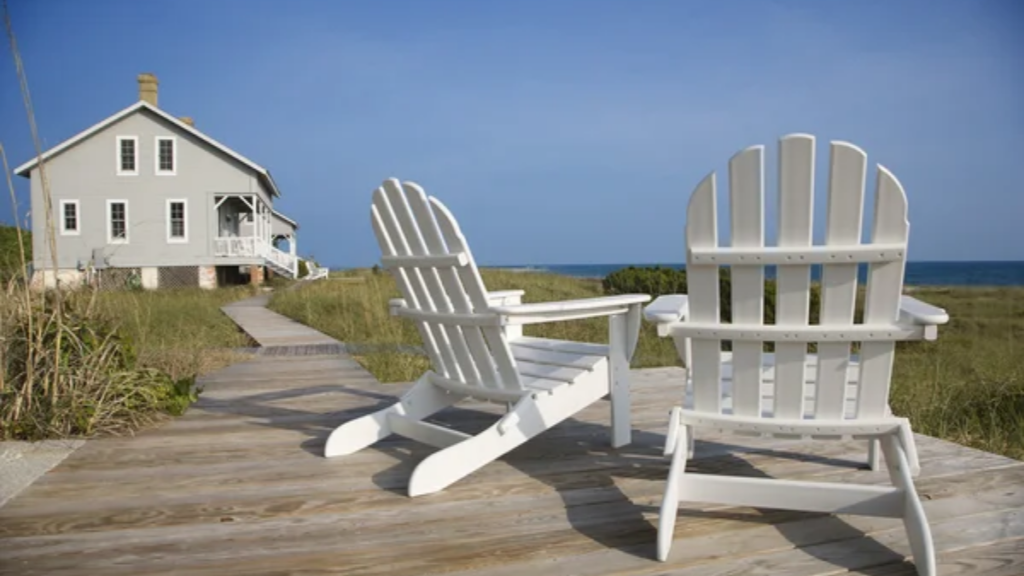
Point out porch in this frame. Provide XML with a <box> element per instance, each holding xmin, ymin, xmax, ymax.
<box><xmin>212</xmin><ymin>194</ymin><xmax>299</xmax><ymax>278</ymax></box>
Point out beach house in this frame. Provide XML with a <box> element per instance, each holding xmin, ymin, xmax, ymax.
<box><xmin>14</xmin><ymin>73</ymin><xmax>300</xmax><ymax>290</ymax></box>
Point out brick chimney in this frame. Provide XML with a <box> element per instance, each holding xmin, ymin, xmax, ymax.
<box><xmin>179</xmin><ymin>116</ymin><xmax>195</xmax><ymax>127</ymax></box>
<box><xmin>138</xmin><ymin>73</ymin><xmax>158</xmax><ymax>107</ymax></box>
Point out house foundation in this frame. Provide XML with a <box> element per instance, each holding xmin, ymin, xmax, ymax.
<box><xmin>140</xmin><ymin>267</ymin><xmax>159</xmax><ymax>290</ymax></box>
<box><xmin>249</xmin><ymin>265</ymin><xmax>265</xmax><ymax>285</ymax></box>
<box><xmin>29</xmin><ymin>269</ymin><xmax>86</xmax><ymax>292</ymax></box>
<box><xmin>199</xmin><ymin>266</ymin><xmax>217</xmax><ymax>290</ymax></box>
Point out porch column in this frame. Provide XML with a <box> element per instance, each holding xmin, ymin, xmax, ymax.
<box><xmin>289</xmin><ymin>233</ymin><xmax>296</xmax><ymax>256</ymax></box>
<box><xmin>251</xmin><ymin>195</ymin><xmax>260</xmax><ymax>245</ymax></box>
<box><xmin>265</xmin><ymin>207</ymin><xmax>272</xmax><ymax>245</ymax></box>
<box><xmin>253</xmin><ymin>199</ymin><xmax>258</xmax><ymax>242</ymax></box>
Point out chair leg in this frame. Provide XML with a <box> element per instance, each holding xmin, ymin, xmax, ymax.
<box><xmin>880</xmin><ymin>433</ymin><xmax>936</xmax><ymax>576</ymax></box>
<box><xmin>898</xmin><ymin>421</ymin><xmax>922</xmax><ymax>477</ymax></box>
<box><xmin>658</xmin><ymin>421</ymin><xmax>689</xmax><ymax>562</ymax></box>
<box><xmin>609</xmin><ymin>314</ymin><xmax>632</xmax><ymax>448</ymax></box>
<box><xmin>324</xmin><ymin>375</ymin><xmax>463</xmax><ymax>458</ymax></box>
<box><xmin>868</xmin><ymin>439</ymin><xmax>881</xmax><ymax>471</ymax></box>
<box><xmin>409</xmin><ymin>368</ymin><xmax>611</xmax><ymax>496</ymax></box>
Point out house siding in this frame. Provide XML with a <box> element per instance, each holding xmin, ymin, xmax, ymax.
<box><xmin>29</xmin><ymin>107</ymin><xmax>275</xmax><ymax>270</ymax></box>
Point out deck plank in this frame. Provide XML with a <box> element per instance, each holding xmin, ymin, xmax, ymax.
<box><xmin>1</xmin><ymin>305</ymin><xmax>1020</xmax><ymax>575</ymax></box>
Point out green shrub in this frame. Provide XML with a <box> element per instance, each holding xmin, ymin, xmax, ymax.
<box><xmin>0</xmin><ymin>224</ymin><xmax>31</xmax><ymax>284</ymax></box>
<box><xmin>602</xmin><ymin>266</ymin><xmax>688</xmax><ymax>298</ymax></box>
<box><xmin>603</xmin><ymin>265</ymin><xmax>825</xmax><ymax>324</ymax></box>
<box><xmin>297</xmin><ymin>259</ymin><xmax>310</xmax><ymax>278</ymax></box>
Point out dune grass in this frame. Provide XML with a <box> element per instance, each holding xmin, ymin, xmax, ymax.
<box><xmin>887</xmin><ymin>287</ymin><xmax>1024</xmax><ymax>459</ymax></box>
<box><xmin>270</xmin><ymin>269</ymin><xmax>1024</xmax><ymax>460</ymax></box>
<box><xmin>88</xmin><ymin>285</ymin><xmax>259</xmax><ymax>379</ymax></box>
<box><xmin>0</xmin><ymin>281</ymin><xmax>257</xmax><ymax>440</ymax></box>
<box><xmin>269</xmin><ymin>268</ymin><xmax>681</xmax><ymax>382</ymax></box>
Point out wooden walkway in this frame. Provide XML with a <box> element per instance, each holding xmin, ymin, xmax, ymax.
<box><xmin>222</xmin><ymin>294</ymin><xmax>339</xmax><ymax>348</ymax></box>
<box><xmin>1</xmin><ymin>301</ymin><xmax>1022</xmax><ymax>575</ymax></box>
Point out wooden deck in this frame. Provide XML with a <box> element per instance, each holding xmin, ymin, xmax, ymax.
<box><xmin>1</xmin><ymin>304</ymin><xmax>1022</xmax><ymax>575</ymax></box>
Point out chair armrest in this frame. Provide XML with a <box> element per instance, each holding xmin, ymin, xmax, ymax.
<box><xmin>643</xmin><ymin>295</ymin><xmax>689</xmax><ymax>324</ymax></box>
<box><xmin>899</xmin><ymin>295</ymin><xmax>949</xmax><ymax>325</ymax></box>
<box><xmin>388</xmin><ymin>298</ymin><xmax>403</xmax><ymax>316</ymax></box>
<box><xmin>491</xmin><ymin>294</ymin><xmax>651</xmax><ymax>325</ymax></box>
<box><xmin>899</xmin><ymin>295</ymin><xmax>948</xmax><ymax>340</ymax></box>
<box><xmin>487</xmin><ymin>290</ymin><xmax>525</xmax><ymax>305</ymax></box>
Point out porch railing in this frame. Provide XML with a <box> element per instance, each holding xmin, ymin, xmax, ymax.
<box><xmin>266</xmin><ymin>245</ymin><xmax>298</xmax><ymax>277</ymax></box>
<box><xmin>213</xmin><ymin>236</ymin><xmax>297</xmax><ymax>277</ymax></box>
<box><xmin>213</xmin><ymin>236</ymin><xmax>258</xmax><ymax>257</ymax></box>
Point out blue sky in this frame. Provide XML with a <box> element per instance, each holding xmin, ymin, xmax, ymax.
<box><xmin>1</xmin><ymin>0</ymin><xmax>1021</xmax><ymax>267</ymax></box>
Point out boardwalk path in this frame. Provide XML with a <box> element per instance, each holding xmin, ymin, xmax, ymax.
<box><xmin>1</xmin><ymin>295</ymin><xmax>1022</xmax><ymax>575</ymax></box>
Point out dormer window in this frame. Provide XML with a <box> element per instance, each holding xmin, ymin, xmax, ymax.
<box><xmin>116</xmin><ymin>136</ymin><xmax>138</xmax><ymax>175</ymax></box>
<box><xmin>156</xmin><ymin>136</ymin><xmax>176</xmax><ymax>175</ymax></box>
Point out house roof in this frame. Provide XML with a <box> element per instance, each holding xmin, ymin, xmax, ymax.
<box><xmin>272</xmin><ymin>209</ymin><xmax>299</xmax><ymax>230</ymax></box>
<box><xmin>13</xmin><ymin>100</ymin><xmax>282</xmax><ymax>197</ymax></box>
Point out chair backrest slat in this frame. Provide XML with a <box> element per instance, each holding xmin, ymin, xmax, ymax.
<box><xmin>371</xmin><ymin>196</ymin><xmax>451</xmax><ymax>377</ymax></box>
<box><xmin>371</xmin><ymin>179</ymin><xmax>522</xmax><ymax>392</ymax></box>
<box><xmin>686</xmin><ymin>173</ymin><xmax>723</xmax><ymax>413</ymax></box>
<box><xmin>727</xmin><ymin>146</ymin><xmax>766</xmax><ymax>418</ymax></box>
<box><xmin>773</xmin><ymin>134</ymin><xmax>816</xmax><ymax>419</ymax></box>
<box><xmin>382</xmin><ymin>181</ymin><xmax>478</xmax><ymax>386</ymax></box>
<box><xmin>812</xmin><ymin>142</ymin><xmax>867</xmax><ymax>420</ymax></box>
<box><xmin>685</xmin><ymin>135</ymin><xmax>910</xmax><ymax>424</ymax></box>
<box><xmin>856</xmin><ymin>167</ymin><xmax>910</xmax><ymax>418</ymax></box>
<box><xmin>404</xmin><ymin>184</ymin><xmax>503</xmax><ymax>389</ymax></box>
<box><xmin>428</xmin><ymin>196</ymin><xmax>521</xmax><ymax>390</ymax></box>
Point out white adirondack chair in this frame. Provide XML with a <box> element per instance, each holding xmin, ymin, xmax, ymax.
<box><xmin>306</xmin><ymin>262</ymin><xmax>329</xmax><ymax>280</ymax></box>
<box><xmin>643</xmin><ymin>134</ymin><xmax>948</xmax><ymax>574</ymax></box>
<box><xmin>324</xmin><ymin>178</ymin><xmax>650</xmax><ymax>497</ymax></box>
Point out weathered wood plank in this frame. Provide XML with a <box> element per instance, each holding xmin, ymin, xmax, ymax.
<box><xmin>1</xmin><ymin>307</ymin><xmax>1019</xmax><ymax>576</ymax></box>
<box><xmin>860</xmin><ymin>537</ymin><xmax>1024</xmax><ymax>575</ymax></box>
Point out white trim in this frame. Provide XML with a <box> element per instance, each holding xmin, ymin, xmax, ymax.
<box><xmin>107</xmin><ymin>199</ymin><xmax>129</xmax><ymax>244</ymax></box>
<box><xmin>13</xmin><ymin>101</ymin><xmax>281</xmax><ymax>196</ymax></box>
<box><xmin>155</xmin><ymin>136</ymin><xmax>177</xmax><ymax>176</ymax></box>
<box><xmin>59</xmin><ymin>199</ymin><xmax>80</xmax><ymax>236</ymax></box>
<box><xmin>166</xmin><ymin>198</ymin><xmax>188</xmax><ymax>243</ymax></box>
<box><xmin>116</xmin><ymin>135</ymin><xmax>138</xmax><ymax>176</ymax></box>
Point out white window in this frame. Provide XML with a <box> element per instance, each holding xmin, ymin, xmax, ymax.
<box><xmin>107</xmin><ymin>200</ymin><xmax>128</xmax><ymax>243</ymax></box>
<box><xmin>59</xmin><ymin>199</ymin><xmax>80</xmax><ymax>235</ymax></box>
<box><xmin>166</xmin><ymin>199</ymin><xmax>188</xmax><ymax>243</ymax></box>
<box><xmin>155</xmin><ymin>136</ymin><xmax>176</xmax><ymax>175</ymax></box>
<box><xmin>116</xmin><ymin>136</ymin><xmax>138</xmax><ymax>175</ymax></box>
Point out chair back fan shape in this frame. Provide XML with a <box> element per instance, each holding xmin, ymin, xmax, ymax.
<box><xmin>684</xmin><ymin>134</ymin><xmax>910</xmax><ymax>423</ymax></box>
<box><xmin>371</xmin><ymin>179</ymin><xmax>522</xmax><ymax>394</ymax></box>
<box><xmin>327</xmin><ymin>178</ymin><xmax>649</xmax><ymax>498</ymax></box>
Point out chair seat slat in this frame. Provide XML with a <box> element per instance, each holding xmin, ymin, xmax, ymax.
<box><xmin>515</xmin><ymin>360</ymin><xmax>588</xmax><ymax>384</ymax></box>
<box><xmin>510</xmin><ymin>344</ymin><xmax>603</xmax><ymax>371</ymax></box>
<box><xmin>509</xmin><ymin>336</ymin><xmax>609</xmax><ymax>357</ymax></box>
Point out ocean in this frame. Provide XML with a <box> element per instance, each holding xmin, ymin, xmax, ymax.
<box><xmin>487</xmin><ymin>261</ymin><xmax>1024</xmax><ymax>287</ymax></box>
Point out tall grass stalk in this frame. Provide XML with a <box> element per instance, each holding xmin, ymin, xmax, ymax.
<box><xmin>4</xmin><ymin>0</ymin><xmax>66</xmax><ymax>418</ymax></box>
